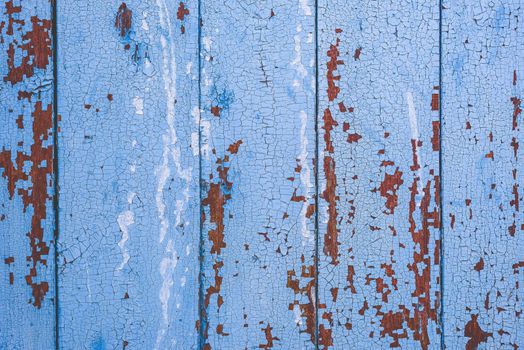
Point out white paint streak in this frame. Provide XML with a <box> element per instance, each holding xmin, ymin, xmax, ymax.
<box><xmin>300</xmin><ymin>0</ymin><xmax>312</xmax><ymax>16</ymax></box>
<box><xmin>298</xmin><ymin>111</ymin><xmax>313</xmax><ymax>244</ymax></box>
<box><xmin>154</xmin><ymin>2</ymin><xmax>193</xmax><ymax>347</ymax></box>
<box><xmin>293</xmin><ymin>304</ymin><xmax>303</xmax><ymax>326</ymax></box>
<box><xmin>203</xmin><ymin>36</ymin><xmax>212</xmax><ymax>51</ymax></box>
<box><xmin>133</xmin><ymin>96</ymin><xmax>144</xmax><ymax>115</ymax></box>
<box><xmin>142</xmin><ymin>11</ymin><xmax>149</xmax><ymax>31</ymax></box>
<box><xmin>406</xmin><ymin>91</ymin><xmax>419</xmax><ymax>140</ymax></box>
<box><xmin>158</xmin><ymin>239</ymin><xmax>178</xmax><ymax>348</ymax></box>
<box><xmin>191</xmin><ymin>132</ymin><xmax>199</xmax><ymax>156</ymax></box>
<box><xmin>117</xmin><ymin>211</ymin><xmax>134</xmax><ymax>271</ymax></box>
<box><xmin>292</xmin><ymin>25</ymin><xmax>307</xmax><ymax>89</ymax></box>
<box><xmin>406</xmin><ymin>91</ymin><xmax>423</xmax><ymax>204</ymax></box>
<box><xmin>127</xmin><ymin>192</ymin><xmax>136</xmax><ymax>204</ymax></box>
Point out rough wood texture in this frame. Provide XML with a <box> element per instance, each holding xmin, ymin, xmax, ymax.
<box><xmin>0</xmin><ymin>0</ymin><xmax>55</xmax><ymax>348</ymax></box>
<box><xmin>442</xmin><ymin>1</ymin><xmax>524</xmax><ymax>348</ymax></box>
<box><xmin>57</xmin><ymin>1</ymin><xmax>199</xmax><ymax>349</ymax></box>
<box><xmin>198</xmin><ymin>1</ymin><xmax>317</xmax><ymax>348</ymax></box>
<box><xmin>317</xmin><ymin>1</ymin><xmax>441</xmax><ymax>349</ymax></box>
<box><xmin>1</xmin><ymin>1</ymin><xmax>524</xmax><ymax>349</ymax></box>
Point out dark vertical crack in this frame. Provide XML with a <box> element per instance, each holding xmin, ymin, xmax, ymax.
<box><xmin>197</xmin><ymin>0</ymin><xmax>205</xmax><ymax>348</ymax></box>
<box><xmin>314</xmin><ymin>0</ymin><xmax>320</xmax><ymax>349</ymax></box>
<box><xmin>51</xmin><ymin>0</ymin><xmax>59</xmax><ymax>349</ymax></box>
<box><xmin>438</xmin><ymin>0</ymin><xmax>445</xmax><ymax>349</ymax></box>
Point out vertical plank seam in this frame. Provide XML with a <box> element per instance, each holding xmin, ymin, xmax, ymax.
<box><xmin>313</xmin><ymin>0</ymin><xmax>320</xmax><ymax>349</ymax></box>
<box><xmin>52</xmin><ymin>0</ymin><xmax>60</xmax><ymax>348</ymax></box>
<box><xmin>438</xmin><ymin>0</ymin><xmax>445</xmax><ymax>349</ymax></box>
<box><xmin>197</xmin><ymin>0</ymin><xmax>205</xmax><ymax>347</ymax></box>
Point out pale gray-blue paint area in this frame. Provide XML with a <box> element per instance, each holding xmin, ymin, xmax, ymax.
<box><xmin>0</xmin><ymin>0</ymin><xmax>522</xmax><ymax>349</ymax></box>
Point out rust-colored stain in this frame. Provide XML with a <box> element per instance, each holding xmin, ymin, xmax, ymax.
<box><xmin>431</xmin><ymin>120</ymin><xmax>440</xmax><ymax>152</ymax></box>
<box><xmin>511</xmin><ymin>97</ymin><xmax>521</xmax><ymax>131</ymax></box>
<box><xmin>372</xmin><ymin>89</ymin><xmax>441</xmax><ymax>350</ymax></box>
<box><xmin>326</xmin><ymin>34</ymin><xmax>343</xmax><ymax>102</ymax></box>
<box><xmin>0</xmin><ymin>102</ymin><xmax>54</xmax><ymax>308</ymax></box>
<box><xmin>474</xmin><ymin>257</ymin><xmax>484</xmax><ymax>272</ymax></box>
<box><xmin>177</xmin><ymin>2</ymin><xmax>189</xmax><ymax>21</ymax></box>
<box><xmin>177</xmin><ymin>2</ymin><xmax>189</xmax><ymax>33</ymax></box>
<box><xmin>431</xmin><ymin>89</ymin><xmax>439</xmax><ymax>111</ymax></box>
<box><xmin>353</xmin><ymin>47</ymin><xmax>362</xmax><ymax>60</ymax></box>
<box><xmin>286</xmin><ymin>255</ymin><xmax>317</xmax><ymax>345</ymax></box>
<box><xmin>211</xmin><ymin>106</ymin><xmax>221</xmax><ymax>117</ymax></box>
<box><xmin>377</xmin><ymin>166</ymin><xmax>404</xmax><ymax>214</ymax></box>
<box><xmin>259</xmin><ymin>323</ymin><xmax>279</xmax><ymax>349</ymax></box>
<box><xmin>200</xmin><ymin>141</ymin><xmax>242</xmax><ymax>346</ymax></box>
<box><xmin>321</xmin><ymin>32</ymin><xmax>342</xmax><ymax>266</ymax></box>
<box><xmin>3</xmin><ymin>11</ymin><xmax>52</xmax><ymax>84</ymax></box>
<box><xmin>464</xmin><ymin>314</ymin><xmax>493</xmax><ymax>350</ymax></box>
<box><xmin>115</xmin><ymin>2</ymin><xmax>132</xmax><ymax>38</ymax></box>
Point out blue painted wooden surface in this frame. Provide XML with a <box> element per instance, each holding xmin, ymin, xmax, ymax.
<box><xmin>199</xmin><ymin>1</ymin><xmax>316</xmax><ymax>348</ymax></box>
<box><xmin>56</xmin><ymin>1</ymin><xmax>199</xmax><ymax>349</ymax></box>
<box><xmin>442</xmin><ymin>1</ymin><xmax>524</xmax><ymax>348</ymax></box>
<box><xmin>317</xmin><ymin>2</ymin><xmax>441</xmax><ymax>349</ymax></box>
<box><xmin>1</xmin><ymin>1</ymin><xmax>523</xmax><ymax>349</ymax></box>
<box><xmin>0</xmin><ymin>0</ymin><xmax>56</xmax><ymax>349</ymax></box>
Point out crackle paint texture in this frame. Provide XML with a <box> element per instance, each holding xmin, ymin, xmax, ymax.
<box><xmin>0</xmin><ymin>0</ymin><xmax>523</xmax><ymax>349</ymax></box>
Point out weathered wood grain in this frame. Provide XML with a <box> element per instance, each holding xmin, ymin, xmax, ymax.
<box><xmin>0</xmin><ymin>0</ymin><xmax>56</xmax><ymax>348</ymax></box>
<box><xmin>317</xmin><ymin>1</ymin><xmax>441</xmax><ymax>348</ymax></box>
<box><xmin>57</xmin><ymin>1</ymin><xmax>199</xmax><ymax>348</ymax></box>
<box><xmin>198</xmin><ymin>1</ymin><xmax>317</xmax><ymax>348</ymax></box>
<box><xmin>2</xmin><ymin>1</ymin><xmax>524</xmax><ymax>348</ymax></box>
<box><xmin>442</xmin><ymin>1</ymin><xmax>524</xmax><ymax>348</ymax></box>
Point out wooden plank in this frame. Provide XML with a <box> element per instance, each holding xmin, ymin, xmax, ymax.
<box><xmin>442</xmin><ymin>1</ymin><xmax>524</xmax><ymax>348</ymax></box>
<box><xmin>0</xmin><ymin>0</ymin><xmax>56</xmax><ymax>348</ymax></box>
<box><xmin>57</xmin><ymin>1</ymin><xmax>199</xmax><ymax>348</ymax></box>
<box><xmin>198</xmin><ymin>1</ymin><xmax>317</xmax><ymax>348</ymax></box>
<box><xmin>317</xmin><ymin>1</ymin><xmax>441</xmax><ymax>348</ymax></box>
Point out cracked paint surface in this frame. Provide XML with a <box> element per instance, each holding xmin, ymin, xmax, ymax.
<box><xmin>442</xmin><ymin>1</ymin><xmax>524</xmax><ymax>348</ymax></box>
<box><xmin>2</xmin><ymin>1</ymin><xmax>523</xmax><ymax>349</ymax></box>
<box><xmin>317</xmin><ymin>2</ymin><xmax>441</xmax><ymax>348</ymax></box>
<box><xmin>0</xmin><ymin>0</ymin><xmax>55</xmax><ymax>348</ymax></box>
<box><xmin>199</xmin><ymin>1</ymin><xmax>316</xmax><ymax>348</ymax></box>
<box><xmin>57</xmin><ymin>1</ymin><xmax>199</xmax><ymax>349</ymax></box>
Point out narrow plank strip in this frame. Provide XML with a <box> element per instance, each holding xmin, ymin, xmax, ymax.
<box><xmin>0</xmin><ymin>0</ymin><xmax>56</xmax><ymax>348</ymax></box>
<box><xmin>198</xmin><ymin>1</ymin><xmax>317</xmax><ymax>348</ymax></box>
<box><xmin>317</xmin><ymin>1</ymin><xmax>441</xmax><ymax>348</ymax></box>
<box><xmin>57</xmin><ymin>1</ymin><xmax>200</xmax><ymax>348</ymax></box>
<box><xmin>442</xmin><ymin>1</ymin><xmax>524</xmax><ymax>348</ymax></box>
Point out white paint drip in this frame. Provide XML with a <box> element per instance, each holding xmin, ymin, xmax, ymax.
<box><xmin>293</xmin><ymin>304</ymin><xmax>303</xmax><ymax>326</ymax></box>
<box><xmin>201</xmin><ymin>120</ymin><xmax>211</xmax><ymax>159</ymax></box>
<box><xmin>142</xmin><ymin>11</ymin><xmax>149</xmax><ymax>31</ymax></box>
<box><xmin>158</xmin><ymin>239</ymin><xmax>178</xmax><ymax>347</ymax></box>
<box><xmin>300</xmin><ymin>0</ymin><xmax>312</xmax><ymax>16</ymax></box>
<box><xmin>203</xmin><ymin>36</ymin><xmax>212</xmax><ymax>51</ymax></box>
<box><xmin>154</xmin><ymin>1</ymin><xmax>193</xmax><ymax>347</ymax></box>
<box><xmin>406</xmin><ymin>91</ymin><xmax>419</xmax><ymax>140</ymax></box>
<box><xmin>133</xmin><ymin>96</ymin><xmax>144</xmax><ymax>115</ymax></box>
<box><xmin>191</xmin><ymin>132</ymin><xmax>199</xmax><ymax>156</ymax></box>
<box><xmin>127</xmin><ymin>192</ymin><xmax>136</xmax><ymax>204</ymax></box>
<box><xmin>406</xmin><ymin>91</ymin><xmax>423</xmax><ymax>204</ymax></box>
<box><xmin>292</xmin><ymin>25</ymin><xmax>307</xmax><ymax>89</ymax></box>
<box><xmin>117</xmin><ymin>210</ymin><xmax>134</xmax><ymax>271</ymax></box>
<box><xmin>298</xmin><ymin>111</ymin><xmax>313</xmax><ymax>244</ymax></box>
